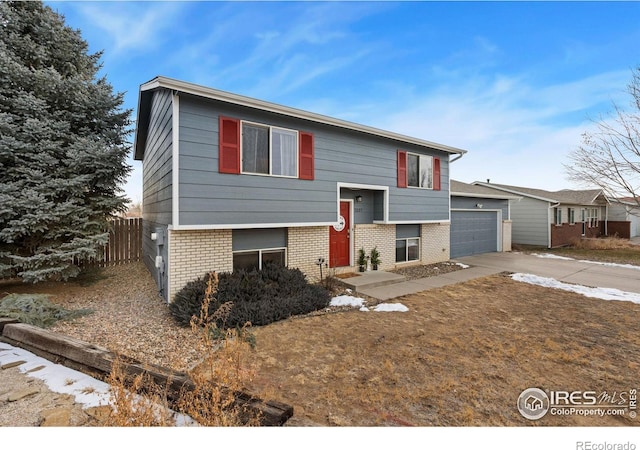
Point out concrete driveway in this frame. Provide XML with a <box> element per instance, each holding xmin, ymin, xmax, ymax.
<box><xmin>454</xmin><ymin>252</ymin><xmax>640</xmax><ymax>294</ymax></box>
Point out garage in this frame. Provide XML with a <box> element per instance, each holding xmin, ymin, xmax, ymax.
<box><xmin>450</xmin><ymin>210</ymin><xmax>499</xmax><ymax>258</ymax></box>
<box><xmin>449</xmin><ymin>180</ymin><xmax>517</xmax><ymax>258</ymax></box>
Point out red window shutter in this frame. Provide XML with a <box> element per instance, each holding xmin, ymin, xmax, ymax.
<box><xmin>219</xmin><ymin>116</ymin><xmax>240</xmax><ymax>174</ymax></box>
<box><xmin>299</xmin><ymin>132</ymin><xmax>314</xmax><ymax>180</ymax></box>
<box><xmin>397</xmin><ymin>150</ymin><xmax>407</xmax><ymax>188</ymax></box>
<box><xmin>433</xmin><ymin>157</ymin><xmax>441</xmax><ymax>190</ymax></box>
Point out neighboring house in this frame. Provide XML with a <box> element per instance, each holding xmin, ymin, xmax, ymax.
<box><xmin>608</xmin><ymin>197</ymin><xmax>640</xmax><ymax>238</ymax></box>
<box><xmin>472</xmin><ymin>182</ymin><xmax>609</xmax><ymax>248</ymax></box>
<box><xmin>134</xmin><ymin>76</ymin><xmax>468</xmax><ymax>301</ymax></box>
<box><xmin>449</xmin><ymin>180</ymin><xmax>518</xmax><ymax>258</ymax></box>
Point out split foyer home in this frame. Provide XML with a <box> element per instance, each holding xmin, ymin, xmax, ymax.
<box><xmin>471</xmin><ymin>182</ymin><xmax>612</xmax><ymax>248</ymax></box>
<box><xmin>134</xmin><ymin>76</ymin><xmax>469</xmax><ymax>301</ymax></box>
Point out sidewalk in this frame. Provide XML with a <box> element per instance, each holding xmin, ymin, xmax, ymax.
<box><xmin>355</xmin><ymin>266</ymin><xmax>504</xmax><ymax>301</ymax></box>
<box><xmin>355</xmin><ymin>251</ymin><xmax>640</xmax><ymax>301</ymax></box>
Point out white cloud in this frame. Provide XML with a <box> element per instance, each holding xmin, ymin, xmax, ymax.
<box><xmin>358</xmin><ymin>69</ymin><xmax>633</xmax><ymax>190</ymax></box>
<box><xmin>73</xmin><ymin>2</ymin><xmax>185</xmax><ymax>55</ymax></box>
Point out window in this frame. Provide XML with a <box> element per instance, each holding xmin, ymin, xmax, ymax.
<box><xmin>397</xmin><ymin>150</ymin><xmax>440</xmax><ymax>190</ymax></box>
<box><xmin>568</xmin><ymin>208</ymin><xmax>576</xmax><ymax>225</ymax></box>
<box><xmin>232</xmin><ymin>228</ymin><xmax>287</xmax><ymax>271</ymax></box>
<box><xmin>233</xmin><ymin>248</ymin><xmax>286</xmax><ymax>271</ymax></box>
<box><xmin>219</xmin><ymin>116</ymin><xmax>314</xmax><ymax>180</ymax></box>
<box><xmin>407</xmin><ymin>153</ymin><xmax>433</xmax><ymax>189</ymax></box>
<box><xmin>396</xmin><ymin>224</ymin><xmax>420</xmax><ymax>263</ymax></box>
<box><xmin>554</xmin><ymin>207</ymin><xmax>562</xmax><ymax>225</ymax></box>
<box><xmin>242</xmin><ymin>122</ymin><xmax>298</xmax><ymax>177</ymax></box>
<box><xmin>586</xmin><ymin>208</ymin><xmax>599</xmax><ymax>227</ymax></box>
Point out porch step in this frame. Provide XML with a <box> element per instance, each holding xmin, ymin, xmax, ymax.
<box><xmin>337</xmin><ymin>271</ymin><xmax>407</xmax><ymax>291</ymax></box>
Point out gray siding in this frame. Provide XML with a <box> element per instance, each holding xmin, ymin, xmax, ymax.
<box><xmin>142</xmin><ymin>220</ymin><xmax>169</xmax><ymax>302</ymax></box>
<box><xmin>142</xmin><ymin>90</ymin><xmax>173</xmax><ymax>225</ymax></box>
<box><xmin>176</xmin><ymin>93</ymin><xmax>451</xmax><ymax>226</ymax></box>
<box><xmin>451</xmin><ymin>196</ymin><xmax>509</xmax><ymax>219</ymax></box>
<box><xmin>510</xmin><ymin>197</ymin><xmax>550</xmax><ymax>246</ymax></box>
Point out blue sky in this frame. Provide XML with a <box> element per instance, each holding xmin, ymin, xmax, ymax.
<box><xmin>46</xmin><ymin>1</ymin><xmax>640</xmax><ymax>204</ymax></box>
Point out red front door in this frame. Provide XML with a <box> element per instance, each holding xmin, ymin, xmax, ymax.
<box><xmin>330</xmin><ymin>201</ymin><xmax>351</xmax><ymax>267</ymax></box>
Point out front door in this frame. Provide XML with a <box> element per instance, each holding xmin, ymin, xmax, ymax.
<box><xmin>330</xmin><ymin>201</ymin><xmax>351</xmax><ymax>267</ymax></box>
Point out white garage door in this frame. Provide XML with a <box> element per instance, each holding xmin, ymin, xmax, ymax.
<box><xmin>450</xmin><ymin>210</ymin><xmax>499</xmax><ymax>258</ymax></box>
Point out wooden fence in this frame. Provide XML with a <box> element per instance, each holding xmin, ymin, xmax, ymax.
<box><xmin>99</xmin><ymin>217</ymin><xmax>143</xmax><ymax>267</ymax></box>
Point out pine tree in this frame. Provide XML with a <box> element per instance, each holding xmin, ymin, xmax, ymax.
<box><xmin>0</xmin><ymin>1</ymin><xmax>132</xmax><ymax>282</ymax></box>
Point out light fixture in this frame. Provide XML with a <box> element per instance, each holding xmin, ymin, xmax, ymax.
<box><xmin>356</xmin><ymin>195</ymin><xmax>363</xmax><ymax>202</ymax></box>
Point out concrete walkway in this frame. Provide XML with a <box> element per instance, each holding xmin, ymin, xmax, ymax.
<box><xmin>358</xmin><ymin>251</ymin><xmax>640</xmax><ymax>301</ymax></box>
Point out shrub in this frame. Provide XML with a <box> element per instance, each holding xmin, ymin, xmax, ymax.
<box><xmin>0</xmin><ymin>293</ymin><xmax>92</xmax><ymax>328</ymax></box>
<box><xmin>170</xmin><ymin>263</ymin><xmax>332</xmax><ymax>328</ymax></box>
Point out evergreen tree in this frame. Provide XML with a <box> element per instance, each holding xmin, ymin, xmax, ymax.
<box><xmin>0</xmin><ymin>1</ymin><xmax>132</xmax><ymax>282</ymax></box>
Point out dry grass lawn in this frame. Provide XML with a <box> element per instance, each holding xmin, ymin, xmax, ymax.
<box><xmin>249</xmin><ymin>274</ymin><xmax>640</xmax><ymax>427</ymax></box>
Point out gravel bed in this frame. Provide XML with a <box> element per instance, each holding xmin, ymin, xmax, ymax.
<box><xmin>45</xmin><ymin>263</ymin><xmax>203</xmax><ymax>373</ymax></box>
<box><xmin>388</xmin><ymin>261</ymin><xmax>466</xmax><ymax>280</ymax></box>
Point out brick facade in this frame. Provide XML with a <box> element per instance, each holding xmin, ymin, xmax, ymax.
<box><xmin>607</xmin><ymin>221</ymin><xmax>631</xmax><ymax>239</ymax></box>
<box><xmin>168</xmin><ymin>229</ymin><xmax>233</xmax><ymax>301</ymax></box>
<box><xmin>166</xmin><ymin>222</ymin><xmax>455</xmax><ymax>300</ymax></box>
<box><xmin>287</xmin><ymin>226</ymin><xmax>330</xmax><ymax>282</ymax></box>
<box><xmin>550</xmin><ymin>222</ymin><xmax>605</xmax><ymax>247</ymax></box>
<box><xmin>421</xmin><ymin>222</ymin><xmax>451</xmax><ymax>264</ymax></box>
<box><xmin>353</xmin><ymin>224</ymin><xmax>396</xmax><ymax>271</ymax></box>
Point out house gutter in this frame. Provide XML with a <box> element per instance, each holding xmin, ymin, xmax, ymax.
<box><xmin>137</xmin><ymin>76</ymin><xmax>469</xmax><ymax>159</ymax></box>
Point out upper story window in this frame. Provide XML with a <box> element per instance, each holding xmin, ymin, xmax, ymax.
<box><xmin>397</xmin><ymin>150</ymin><xmax>441</xmax><ymax>190</ymax></box>
<box><xmin>407</xmin><ymin>153</ymin><xmax>433</xmax><ymax>189</ymax></box>
<box><xmin>242</xmin><ymin>122</ymin><xmax>298</xmax><ymax>177</ymax></box>
<box><xmin>218</xmin><ymin>116</ymin><xmax>314</xmax><ymax>180</ymax></box>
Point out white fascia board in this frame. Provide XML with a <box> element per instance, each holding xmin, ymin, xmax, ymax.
<box><xmin>381</xmin><ymin>220</ymin><xmax>451</xmax><ymax>225</ymax></box>
<box><xmin>337</xmin><ymin>182</ymin><xmax>390</xmax><ymax>223</ymax></box>
<box><xmin>141</xmin><ymin>76</ymin><xmax>468</xmax><ymax>156</ymax></box>
<box><xmin>169</xmin><ymin>222</ymin><xmax>335</xmax><ymax>231</ymax></box>
<box><xmin>472</xmin><ymin>182</ymin><xmax>558</xmax><ymax>203</ymax></box>
<box><xmin>171</xmin><ymin>93</ymin><xmax>180</xmax><ymax>228</ymax></box>
<box><xmin>451</xmin><ymin>192</ymin><xmax>521</xmax><ymax>200</ymax></box>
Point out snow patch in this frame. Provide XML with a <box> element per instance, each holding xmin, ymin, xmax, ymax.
<box><xmin>372</xmin><ymin>303</ymin><xmax>409</xmax><ymax>312</ymax></box>
<box><xmin>532</xmin><ymin>253</ymin><xmax>640</xmax><ymax>271</ymax></box>
<box><xmin>510</xmin><ymin>273</ymin><xmax>640</xmax><ymax>304</ymax></box>
<box><xmin>0</xmin><ymin>342</ymin><xmax>197</xmax><ymax>426</ymax></box>
<box><xmin>330</xmin><ymin>295</ymin><xmax>365</xmax><ymax>308</ymax></box>
<box><xmin>455</xmin><ymin>262</ymin><xmax>470</xmax><ymax>269</ymax></box>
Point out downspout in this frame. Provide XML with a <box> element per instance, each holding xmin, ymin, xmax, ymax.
<box><xmin>450</xmin><ymin>152</ymin><xmax>465</xmax><ymax>163</ymax></box>
<box><xmin>605</xmin><ymin>204</ymin><xmax>608</xmax><ymax>236</ymax></box>
<box><xmin>448</xmin><ymin>152</ymin><xmax>466</xmax><ymax>223</ymax></box>
<box><xmin>548</xmin><ymin>202</ymin><xmax>560</xmax><ymax>248</ymax></box>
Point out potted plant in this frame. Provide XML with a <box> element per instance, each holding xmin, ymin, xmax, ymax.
<box><xmin>369</xmin><ymin>247</ymin><xmax>381</xmax><ymax>270</ymax></box>
<box><xmin>357</xmin><ymin>247</ymin><xmax>367</xmax><ymax>272</ymax></box>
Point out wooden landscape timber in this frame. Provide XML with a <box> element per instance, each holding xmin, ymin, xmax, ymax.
<box><xmin>0</xmin><ymin>321</ymin><xmax>293</xmax><ymax>426</ymax></box>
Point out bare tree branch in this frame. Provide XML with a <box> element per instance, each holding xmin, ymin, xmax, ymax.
<box><xmin>564</xmin><ymin>65</ymin><xmax>640</xmax><ymax>212</ymax></box>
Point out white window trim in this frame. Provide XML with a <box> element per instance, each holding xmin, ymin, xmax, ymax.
<box><xmin>568</xmin><ymin>208</ymin><xmax>576</xmax><ymax>225</ymax></box>
<box><xmin>554</xmin><ymin>207</ymin><xmax>562</xmax><ymax>225</ymax></box>
<box><xmin>240</xmin><ymin>120</ymin><xmax>299</xmax><ymax>178</ymax></box>
<box><xmin>406</xmin><ymin>152</ymin><xmax>434</xmax><ymax>190</ymax></box>
<box><xmin>232</xmin><ymin>246</ymin><xmax>288</xmax><ymax>271</ymax></box>
<box><xmin>395</xmin><ymin>237</ymin><xmax>420</xmax><ymax>264</ymax></box>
